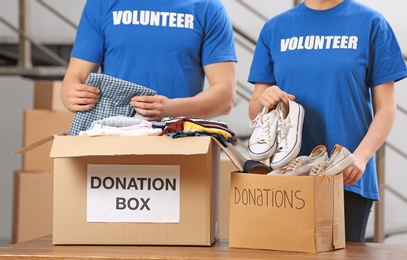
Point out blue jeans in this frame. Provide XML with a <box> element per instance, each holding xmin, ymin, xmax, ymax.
<box><xmin>344</xmin><ymin>190</ymin><xmax>374</xmax><ymax>242</ymax></box>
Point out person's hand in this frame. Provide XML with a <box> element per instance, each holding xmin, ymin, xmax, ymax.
<box><xmin>342</xmin><ymin>155</ymin><xmax>366</xmax><ymax>186</ymax></box>
<box><xmin>130</xmin><ymin>94</ymin><xmax>169</xmax><ymax>121</ymax></box>
<box><xmin>260</xmin><ymin>85</ymin><xmax>296</xmax><ymax>109</ymax></box>
<box><xmin>65</xmin><ymin>83</ymin><xmax>100</xmax><ymax>112</ymax></box>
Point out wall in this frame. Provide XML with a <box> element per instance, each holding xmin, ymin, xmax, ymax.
<box><xmin>0</xmin><ymin>0</ymin><xmax>85</xmax><ymax>243</ymax></box>
<box><xmin>0</xmin><ymin>0</ymin><xmax>84</xmax><ymax>43</ymax></box>
<box><xmin>0</xmin><ymin>0</ymin><xmax>406</xmax><ymax>244</ymax></box>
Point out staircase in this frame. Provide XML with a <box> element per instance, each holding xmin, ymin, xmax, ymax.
<box><xmin>0</xmin><ymin>0</ymin><xmax>79</xmax><ymax>80</ymax></box>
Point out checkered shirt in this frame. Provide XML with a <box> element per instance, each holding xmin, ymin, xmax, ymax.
<box><xmin>68</xmin><ymin>73</ymin><xmax>156</xmax><ymax>136</ymax></box>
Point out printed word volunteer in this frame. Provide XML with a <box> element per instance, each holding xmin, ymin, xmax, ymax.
<box><xmin>281</xmin><ymin>35</ymin><xmax>358</xmax><ymax>52</ymax></box>
<box><xmin>113</xmin><ymin>10</ymin><xmax>194</xmax><ymax>29</ymax></box>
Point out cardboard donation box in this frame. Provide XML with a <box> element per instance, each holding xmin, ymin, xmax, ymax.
<box><xmin>48</xmin><ymin>135</ymin><xmax>219</xmax><ymax>246</ymax></box>
<box><xmin>33</xmin><ymin>81</ymin><xmax>68</xmax><ymax>111</ymax></box>
<box><xmin>228</xmin><ymin>172</ymin><xmax>345</xmax><ymax>253</ymax></box>
<box><xmin>12</xmin><ymin>172</ymin><xmax>53</xmax><ymax>244</ymax></box>
<box><xmin>23</xmin><ymin>109</ymin><xmax>75</xmax><ymax>172</ymax></box>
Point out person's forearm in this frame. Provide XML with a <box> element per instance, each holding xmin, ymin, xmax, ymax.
<box><xmin>249</xmin><ymin>83</ymin><xmax>271</xmax><ymax>120</ymax></box>
<box><xmin>61</xmin><ymin>58</ymin><xmax>99</xmax><ymax>110</ymax></box>
<box><xmin>61</xmin><ymin>74</ymin><xmax>83</xmax><ymax>110</ymax></box>
<box><xmin>249</xmin><ymin>96</ymin><xmax>264</xmax><ymax>120</ymax></box>
<box><xmin>353</xmin><ymin>106</ymin><xmax>396</xmax><ymax>164</ymax></box>
<box><xmin>165</xmin><ymin>82</ymin><xmax>235</xmax><ymax>119</ymax></box>
<box><xmin>353</xmin><ymin>82</ymin><xmax>396</xmax><ymax>164</ymax></box>
<box><xmin>168</xmin><ymin>61</ymin><xmax>236</xmax><ymax>119</ymax></box>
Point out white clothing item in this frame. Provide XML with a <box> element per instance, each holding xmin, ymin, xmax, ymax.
<box><xmin>79</xmin><ymin>115</ymin><xmax>162</xmax><ymax>136</ymax></box>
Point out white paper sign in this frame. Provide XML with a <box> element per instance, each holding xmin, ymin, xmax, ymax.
<box><xmin>87</xmin><ymin>164</ymin><xmax>180</xmax><ymax>223</ymax></box>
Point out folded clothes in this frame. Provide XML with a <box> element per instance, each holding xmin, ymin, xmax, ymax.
<box><xmin>69</xmin><ymin>73</ymin><xmax>156</xmax><ymax>136</ymax></box>
<box><xmin>161</xmin><ymin>117</ymin><xmax>229</xmax><ymax>128</ymax></box>
<box><xmin>161</xmin><ymin>118</ymin><xmax>235</xmax><ymax>139</ymax></box>
<box><xmin>79</xmin><ymin>115</ymin><xmax>162</xmax><ymax>136</ymax></box>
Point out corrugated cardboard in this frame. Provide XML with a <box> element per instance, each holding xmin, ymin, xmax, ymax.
<box><xmin>12</xmin><ymin>171</ymin><xmax>53</xmax><ymax>244</ymax></box>
<box><xmin>33</xmin><ymin>81</ymin><xmax>68</xmax><ymax>111</ymax></box>
<box><xmin>49</xmin><ymin>135</ymin><xmax>220</xmax><ymax>246</ymax></box>
<box><xmin>228</xmin><ymin>172</ymin><xmax>346</xmax><ymax>253</ymax></box>
<box><xmin>219</xmin><ymin>155</ymin><xmax>239</xmax><ymax>239</ymax></box>
<box><xmin>22</xmin><ymin>109</ymin><xmax>74</xmax><ymax>172</ymax></box>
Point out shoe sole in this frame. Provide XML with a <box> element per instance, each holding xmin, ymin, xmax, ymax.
<box><xmin>248</xmin><ymin>138</ymin><xmax>277</xmax><ymax>161</ymax></box>
<box><xmin>325</xmin><ymin>154</ymin><xmax>356</xmax><ymax>175</ymax></box>
<box><xmin>270</xmin><ymin>103</ymin><xmax>304</xmax><ymax>168</ymax></box>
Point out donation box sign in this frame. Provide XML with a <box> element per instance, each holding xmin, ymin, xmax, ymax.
<box><xmin>87</xmin><ymin>164</ymin><xmax>180</xmax><ymax>223</ymax></box>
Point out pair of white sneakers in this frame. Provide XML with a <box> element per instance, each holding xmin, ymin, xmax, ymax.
<box><xmin>268</xmin><ymin>144</ymin><xmax>356</xmax><ymax>176</ymax></box>
<box><xmin>248</xmin><ymin>99</ymin><xmax>305</xmax><ymax>168</ymax></box>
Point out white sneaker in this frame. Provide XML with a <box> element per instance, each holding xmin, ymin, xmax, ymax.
<box><xmin>248</xmin><ymin>106</ymin><xmax>278</xmax><ymax>161</ymax></box>
<box><xmin>309</xmin><ymin>144</ymin><xmax>356</xmax><ymax>176</ymax></box>
<box><xmin>268</xmin><ymin>145</ymin><xmax>328</xmax><ymax>176</ymax></box>
<box><xmin>270</xmin><ymin>100</ymin><xmax>305</xmax><ymax>168</ymax></box>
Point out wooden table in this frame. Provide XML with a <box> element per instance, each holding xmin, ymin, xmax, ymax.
<box><xmin>0</xmin><ymin>235</ymin><xmax>406</xmax><ymax>260</ymax></box>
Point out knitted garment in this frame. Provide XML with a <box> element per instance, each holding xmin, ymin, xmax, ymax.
<box><xmin>68</xmin><ymin>73</ymin><xmax>156</xmax><ymax>136</ymax></box>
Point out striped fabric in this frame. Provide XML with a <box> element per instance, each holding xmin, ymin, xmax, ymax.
<box><xmin>68</xmin><ymin>73</ymin><xmax>156</xmax><ymax>136</ymax></box>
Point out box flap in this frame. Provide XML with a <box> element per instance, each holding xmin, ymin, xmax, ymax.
<box><xmin>14</xmin><ymin>133</ymin><xmax>247</xmax><ymax>165</ymax></box>
<box><xmin>50</xmin><ymin>135</ymin><xmax>212</xmax><ymax>158</ymax></box>
<box><xmin>13</xmin><ymin>134</ymin><xmax>57</xmax><ymax>155</ymax></box>
<box><xmin>211</xmin><ymin>138</ymin><xmax>245</xmax><ymax>172</ymax></box>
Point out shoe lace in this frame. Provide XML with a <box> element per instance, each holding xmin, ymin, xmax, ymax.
<box><xmin>283</xmin><ymin>158</ymin><xmax>302</xmax><ymax>175</ymax></box>
<box><xmin>249</xmin><ymin>114</ymin><xmax>261</xmax><ymax>129</ymax></box>
<box><xmin>249</xmin><ymin>113</ymin><xmax>272</xmax><ymax>144</ymax></box>
<box><xmin>310</xmin><ymin>163</ymin><xmax>329</xmax><ymax>177</ymax></box>
<box><xmin>276</xmin><ymin>111</ymin><xmax>292</xmax><ymax>152</ymax></box>
<box><xmin>310</xmin><ymin>164</ymin><xmax>323</xmax><ymax>176</ymax></box>
<box><xmin>310</xmin><ymin>164</ymin><xmax>331</xmax><ymax>183</ymax></box>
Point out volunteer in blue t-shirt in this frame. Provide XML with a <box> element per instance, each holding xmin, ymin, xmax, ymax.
<box><xmin>248</xmin><ymin>0</ymin><xmax>407</xmax><ymax>242</ymax></box>
<box><xmin>61</xmin><ymin>0</ymin><xmax>237</xmax><ymax>120</ymax></box>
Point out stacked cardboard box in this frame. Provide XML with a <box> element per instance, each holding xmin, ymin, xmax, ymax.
<box><xmin>12</xmin><ymin>172</ymin><xmax>53</xmax><ymax>243</ymax></box>
<box><xmin>219</xmin><ymin>154</ymin><xmax>237</xmax><ymax>238</ymax></box>
<box><xmin>12</xmin><ymin>81</ymin><xmax>75</xmax><ymax>244</ymax></box>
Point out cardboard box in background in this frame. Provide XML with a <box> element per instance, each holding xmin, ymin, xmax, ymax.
<box><xmin>219</xmin><ymin>154</ymin><xmax>239</xmax><ymax>239</ymax></box>
<box><xmin>49</xmin><ymin>135</ymin><xmax>219</xmax><ymax>246</ymax></box>
<box><xmin>12</xmin><ymin>171</ymin><xmax>53</xmax><ymax>244</ymax></box>
<box><xmin>22</xmin><ymin>109</ymin><xmax>74</xmax><ymax>172</ymax></box>
<box><xmin>229</xmin><ymin>172</ymin><xmax>346</xmax><ymax>253</ymax></box>
<box><xmin>33</xmin><ymin>81</ymin><xmax>68</xmax><ymax>111</ymax></box>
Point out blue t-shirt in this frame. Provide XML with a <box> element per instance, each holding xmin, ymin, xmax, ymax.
<box><xmin>71</xmin><ymin>0</ymin><xmax>237</xmax><ymax>99</ymax></box>
<box><xmin>248</xmin><ymin>0</ymin><xmax>407</xmax><ymax>200</ymax></box>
